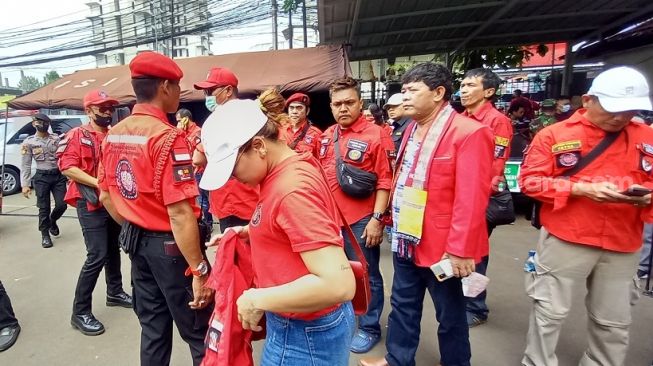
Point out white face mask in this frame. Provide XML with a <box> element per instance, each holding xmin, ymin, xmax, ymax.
<box><xmin>205</xmin><ymin>96</ymin><xmax>217</xmax><ymax>112</ymax></box>
<box><xmin>561</xmin><ymin>104</ymin><xmax>571</xmax><ymax>113</ymax></box>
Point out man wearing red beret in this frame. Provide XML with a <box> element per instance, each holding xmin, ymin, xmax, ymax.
<box><xmin>98</xmin><ymin>51</ymin><xmax>213</xmax><ymax>366</ymax></box>
<box><xmin>284</xmin><ymin>92</ymin><xmax>322</xmax><ymax>157</ymax></box>
<box><xmin>58</xmin><ymin>89</ymin><xmax>132</xmax><ymax>336</ymax></box>
<box><xmin>193</xmin><ymin>67</ymin><xmax>259</xmax><ymax>234</ymax></box>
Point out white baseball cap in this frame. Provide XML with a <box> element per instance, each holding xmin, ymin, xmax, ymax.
<box><xmin>383</xmin><ymin>93</ymin><xmax>404</xmax><ymax>109</ymax></box>
<box><xmin>587</xmin><ymin>66</ymin><xmax>652</xmax><ymax>113</ymax></box>
<box><xmin>199</xmin><ymin>99</ymin><xmax>268</xmax><ymax>190</ymax></box>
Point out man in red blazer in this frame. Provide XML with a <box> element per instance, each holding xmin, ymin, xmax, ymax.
<box><xmin>360</xmin><ymin>63</ymin><xmax>494</xmax><ymax>366</ymax></box>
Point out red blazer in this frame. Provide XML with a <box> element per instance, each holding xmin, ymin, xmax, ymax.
<box><xmin>394</xmin><ymin>112</ymin><xmax>494</xmax><ymax>267</ymax></box>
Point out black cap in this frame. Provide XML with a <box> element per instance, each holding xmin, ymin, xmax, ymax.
<box><xmin>33</xmin><ymin>113</ymin><xmax>51</xmax><ymax>123</ymax></box>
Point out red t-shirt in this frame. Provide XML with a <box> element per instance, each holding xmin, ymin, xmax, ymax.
<box><xmin>181</xmin><ymin>121</ymin><xmax>202</xmax><ymax>154</ymax></box>
<box><xmin>208</xmin><ymin>178</ymin><xmax>259</xmax><ymax>220</ymax></box>
<box><xmin>318</xmin><ymin>116</ymin><xmax>393</xmax><ymax>224</ymax></box>
<box><xmin>283</xmin><ymin>121</ymin><xmax>322</xmax><ymax>157</ymax></box>
<box><xmin>249</xmin><ymin>153</ymin><xmax>344</xmax><ymax>320</ymax></box>
<box><xmin>57</xmin><ymin>124</ymin><xmax>105</xmax><ymax>211</ymax></box>
<box><xmin>98</xmin><ymin>104</ymin><xmax>200</xmax><ymax>231</ymax></box>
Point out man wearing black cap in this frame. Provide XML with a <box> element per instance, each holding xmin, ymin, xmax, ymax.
<box><xmin>20</xmin><ymin>113</ymin><xmax>67</xmax><ymax>248</ymax></box>
<box><xmin>98</xmin><ymin>51</ymin><xmax>212</xmax><ymax>366</ymax></box>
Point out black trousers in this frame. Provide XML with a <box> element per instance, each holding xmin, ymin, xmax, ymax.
<box><xmin>72</xmin><ymin>200</ymin><xmax>124</xmax><ymax>315</ymax></box>
<box><xmin>0</xmin><ymin>280</ymin><xmax>18</xmax><ymax>329</ymax></box>
<box><xmin>218</xmin><ymin>215</ymin><xmax>249</xmax><ymax>233</ymax></box>
<box><xmin>32</xmin><ymin>170</ymin><xmax>67</xmax><ymax>232</ymax></box>
<box><xmin>131</xmin><ymin>231</ymin><xmax>212</xmax><ymax>366</ymax></box>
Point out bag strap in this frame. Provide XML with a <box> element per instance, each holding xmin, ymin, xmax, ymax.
<box><xmin>315</xmin><ymin>157</ymin><xmax>368</xmax><ymax>270</ymax></box>
<box><xmin>288</xmin><ymin>122</ymin><xmax>311</xmax><ymax>150</ymax></box>
<box><xmin>333</xmin><ymin>126</ymin><xmax>343</xmax><ymax>162</ymax></box>
<box><xmin>560</xmin><ymin>131</ymin><xmax>620</xmax><ymax>177</ymax></box>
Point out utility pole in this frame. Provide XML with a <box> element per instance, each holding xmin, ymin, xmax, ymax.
<box><xmin>271</xmin><ymin>0</ymin><xmax>278</xmax><ymax>50</ymax></box>
<box><xmin>170</xmin><ymin>0</ymin><xmax>175</xmax><ymax>58</ymax></box>
<box><xmin>302</xmin><ymin>0</ymin><xmax>307</xmax><ymax>48</ymax></box>
<box><xmin>288</xmin><ymin>9</ymin><xmax>293</xmax><ymax>49</ymax></box>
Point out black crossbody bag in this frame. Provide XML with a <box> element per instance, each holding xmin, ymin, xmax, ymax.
<box><xmin>531</xmin><ymin>131</ymin><xmax>620</xmax><ymax>229</ymax></box>
<box><xmin>333</xmin><ymin>127</ymin><xmax>378</xmax><ymax>199</ymax></box>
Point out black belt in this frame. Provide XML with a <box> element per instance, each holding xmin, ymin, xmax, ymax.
<box><xmin>36</xmin><ymin>168</ymin><xmax>61</xmax><ymax>175</ymax></box>
<box><xmin>141</xmin><ymin>230</ymin><xmax>174</xmax><ymax>238</ymax></box>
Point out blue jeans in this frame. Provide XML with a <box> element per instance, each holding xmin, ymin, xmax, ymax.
<box><xmin>386</xmin><ymin>253</ymin><xmax>471</xmax><ymax>366</ymax></box>
<box><xmin>640</xmin><ymin>223</ymin><xmax>652</xmax><ymax>273</ymax></box>
<box><xmin>342</xmin><ymin>215</ymin><xmax>384</xmax><ymax>337</ymax></box>
<box><xmin>465</xmin><ymin>255</ymin><xmax>489</xmax><ymax>319</ymax></box>
<box><xmin>261</xmin><ymin>302</ymin><xmax>355</xmax><ymax>366</ymax></box>
<box><xmin>195</xmin><ymin>172</ymin><xmax>212</xmax><ymax>226</ymax></box>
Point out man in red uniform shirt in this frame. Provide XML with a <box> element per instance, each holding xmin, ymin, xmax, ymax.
<box><xmin>58</xmin><ymin>89</ymin><xmax>132</xmax><ymax>336</ymax></box>
<box><xmin>284</xmin><ymin>92</ymin><xmax>321</xmax><ymax>156</ymax></box>
<box><xmin>193</xmin><ymin>67</ymin><xmax>259</xmax><ymax>232</ymax></box>
<box><xmin>460</xmin><ymin>68</ymin><xmax>513</xmax><ymax>327</ymax></box>
<box><xmin>318</xmin><ymin>77</ymin><xmax>392</xmax><ymax>354</ymax></box>
<box><xmin>361</xmin><ymin>63</ymin><xmax>494</xmax><ymax>366</ymax></box>
<box><xmin>97</xmin><ymin>52</ymin><xmax>212</xmax><ymax>366</ymax></box>
<box><xmin>510</xmin><ymin>89</ymin><xmax>538</xmax><ymax>120</ymax></box>
<box><xmin>519</xmin><ymin>66</ymin><xmax>653</xmax><ymax>366</ymax></box>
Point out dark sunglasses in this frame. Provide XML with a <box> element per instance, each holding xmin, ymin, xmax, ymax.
<box><xmin>96</xmin><ymin>105</ymin><xmax>115</xmax><ymax>114</ymax></box>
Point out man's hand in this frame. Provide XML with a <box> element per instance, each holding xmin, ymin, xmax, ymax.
<box><xmin>236</xmin><ymin>289</ymin><xmax>264</xmax><ymax>332</ymax></box>
<box><xmin>362</xmin><ymin>217</ymin><xmax>383</xmax><ymax>247</ymax></box>
<box><xmin>443</xmin><ymin>253</ymin><xmax>475</xmax><ymax>278</ymax></box>
<box><xmin>21</xmin><ymin>186</ymin><xmax>31</xmax><ymax>198</ymax></box>
<box><xmin>188</xmin><ymin>275</ymin><xmax>214</xmax><ymax>310</ymax></box>
<box><xmin>573</xmin><ymin>182</ymin><xmax>652</xmax><ymax>206</ymax></box>
<box><xmin>206</xmin><ymin>225</ymin><xmax>249</xmax><ymax>247</ymax></box>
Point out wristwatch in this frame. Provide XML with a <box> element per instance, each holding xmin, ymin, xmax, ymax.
<box><xmin>372</xmin><ymin>212</ymin><xmax>383</xmax><ymax>221</ymax></box>
<box><xmin>186</xmin><ymin>260</ymin><xmax>209</xmax><ymax>277</ymax></box>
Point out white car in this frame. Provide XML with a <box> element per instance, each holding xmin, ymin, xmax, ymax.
<box><xmin>1</xmin><ymin>114</ymin><xmax>89</xmax><ymax>195</ymax></box>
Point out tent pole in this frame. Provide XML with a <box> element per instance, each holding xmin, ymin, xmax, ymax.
<box><xmin>0</xmin><ymin>105</ymin><xmax>9</xmax><ymax>214</ymax></box>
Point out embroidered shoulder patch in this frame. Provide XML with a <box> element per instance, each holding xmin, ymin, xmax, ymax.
<box><xmin>641</xmin><ymin>143</ymin><xmax>653</xmax><ymax>156</ymax></box>
<box><xmin>552</xmin><ymin>140</ymin><xmax>582</xmax><ymax>153</ymax></box>
<box><xmin>172</xmin><ymin>164</ymin><xmax>194</xmax><ymax>183</ymax></box>
<box><xmin>116</xmin><ymin>159</ymin><xmax>138</xmax><ymax>200</ymax></box>
<box><xmin>172</xmin><ymin>148</ymin><xmax>192</xmax><ymax>162</ymax></box>
<box><xmin>495</xmin><ymin>136</ymin><xmax>510</xmax><ymax>147</ymax></box>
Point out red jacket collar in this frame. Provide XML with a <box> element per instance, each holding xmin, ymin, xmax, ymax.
<box><xmin>132</xmin><ymin>104</ymin><xmax>170</xmax><ymax>123</ymax></box>
<box><xmin>463</xmin><ymin>100</ymin><xmax>494</xmax><ymax>121</ymax></box>
<box><xmin>340</xmin><ymin>115</ymin><xmax>367</xmax><ymax>133</ymax></box>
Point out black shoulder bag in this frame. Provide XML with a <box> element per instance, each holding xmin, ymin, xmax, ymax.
<box><xmin>288</xmin><ymin>122</ymin><xmax>311</xmax><ymax>150</ymax></box>
<box><xmin>531</xmin><ymin>131</ymin><xmax>621</xmax><ymax>229</ymax></box>
<box><xmin>486</xmin><ymin>180</ymin><xmax>516</xmax><ymax>227</ymax></box>
<box><xmin>333</xmin><ymin>127</ymin><xmax>378</xmax><ymax>199</ymax></box>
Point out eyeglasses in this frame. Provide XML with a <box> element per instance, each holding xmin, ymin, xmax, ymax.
<box><xmin>95</xmin><ymin>105</ymin><xmax>115</xmax><ymax>114</ymax></box>
<box><xmin>204</xmin><ymin>86</ymin><xmax>230</xmax><ymax>97</ymax></box>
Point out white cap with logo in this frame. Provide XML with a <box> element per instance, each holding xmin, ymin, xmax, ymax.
<box><xmin>587</xmin><ymin>66</ymin><xmax>652</xmax><ymax>112</ymax></box>
<box><xmin>199</xmin><ymin>99</ymin><xmax>268</xmax><ymax>190</ymax></box>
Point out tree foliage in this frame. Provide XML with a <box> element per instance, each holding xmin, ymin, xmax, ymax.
<box><xmin>18</xmin><ymin>75</ymin><xmax>43</xmax><ymax>93</ymax></box>
<box><xmin>43</xmin><ymin>70</ymin><xmax>61</xmax><ymax>85</ymax></box>
<box><xmin>452</xmin><ymin>44</ymin><xmax>549</xmax><ymax>71</ymax></box>
<box><xmin>282</xmin><ymin>0</ymin><xmax>302</xmax><ymax>12</ymax></box>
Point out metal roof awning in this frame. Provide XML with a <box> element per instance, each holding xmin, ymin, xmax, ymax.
<box><xmin>318</xmin><ymin>0</ymin><xmax>653</xmax><ymax>61</ymax></box>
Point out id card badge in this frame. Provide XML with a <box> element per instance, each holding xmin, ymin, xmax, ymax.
<box><xmin>396</xmin><ymin>186</ymin><xmax>428</xmax><ymax>239</ymax></box>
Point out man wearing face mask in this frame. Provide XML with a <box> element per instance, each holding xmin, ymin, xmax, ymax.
<box><xmin>555</xmin><ymin>95</ymin><xmax>573</xmax><ymax>121</ymax></box>
<box><xmin>193</xmin><ymin>67</ymin><xmax>259</xmax><ymax>233</ymax></box>
<box><xmin>57</xmin><ymin>89</ymin><xmax>132</xmax><ymax>336</ymax></box>
<box><xmin>20</xmin><ymin>113</ymin><xmax>67</xmax><ymax>248</ymax></box>
<box><xmin>97</xmin><ymin>52</ymin><xmax>213</xmax><ymax>366</ymax></box>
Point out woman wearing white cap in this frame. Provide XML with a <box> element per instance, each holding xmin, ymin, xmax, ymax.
<box><xmin>201</xmin><ymin>90</ymin><xmax>356</xmax><ymax>365</ymax></box>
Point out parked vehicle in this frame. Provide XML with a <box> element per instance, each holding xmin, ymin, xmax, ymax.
<box><xmin>1</xmin><ymin>114</ymin><xmax>87</xmax><ymax>195</ymax></box>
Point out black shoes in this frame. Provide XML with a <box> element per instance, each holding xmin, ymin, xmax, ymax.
<box><xmin>41</xmin><ymin>233</ymin><xmax>53</xmax><ymax>248</ymax></box>
<box><xmin>0</xmin><ymin>324</ymin><xmax>20</xmax><ymax>352</ymax></box>
<box><xmin>71</xmin><ymin>314</ymin><xmax>105</xmax><ymax>336</ymax></box>
<box><xmin>49</xmin><ymin>222</ymin><xmax>60</xmax><ymax>236</ymax></box>
<box><xmin>106</xmin><ymin>292</ymin><xmax>133</xmax><ymax>308</ymax></box>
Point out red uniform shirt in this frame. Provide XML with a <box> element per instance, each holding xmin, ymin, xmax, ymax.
<box><xmin>57</xmin><ymin>124</ymin><xmax>105</xmax><ymax>211</ymax></box>
<box><xmin>518</xmin><ymin>109</ymin><xmax>653</xmax><ymax>253</ymax></box>
<box><xmin>181</xmin><ymin>121</ymin><xmax>202</xmax><ymax>154</ymax></box>
<box><xmin>98</xmin><ymin>104</ymin><xmax>200</xmax><ymax>231</ymax></box>
<box><xmin>208</xmin><ymin>179</ymin><xmax>259</xmax><ymax>220</ymax></box>
<box><xmin>249</xmin><ymin>153</ymin><xmax>343</xmax><ymax>320</ymax></box>
<box><xmin>283</xmin><ymin>120</ymin><xmax>321</xmax><ymax>157</ymax></box>
<box><xmin>318</xmin><ymin>116</ymin><xmax>393</xmax><ymax>224</ymax></box>
<box><xmin>463</xmin><ymin>101</ymin><xmax>513</xmax><ymax>188</ymax></box>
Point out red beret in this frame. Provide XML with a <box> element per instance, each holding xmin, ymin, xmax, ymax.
<box><xmin>83</xmin><ymin>89</ymin><xmax>119</xmax><ymax>108</ymax></box>
<box><xmin>129</xmin><ymin>51</ymin><xmax>183</xmax><ymax>81</ymax></box>
<box><xmin>285</xmin><ymin>92</ymin><xmax>310</xmax><ymax>109</ymax></box>
<box><xmin>194</xmin><ymin>67</ymin><xmax>239</xmax><ymax>90</ymax></box>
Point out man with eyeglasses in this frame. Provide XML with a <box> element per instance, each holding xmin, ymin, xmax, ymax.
<box><xmin>57</xmin><ymin>89</ymin><xmax>132</xmax><ymax>336</ymax></box>
<box><xmin>20</xmin><ymin>113</ymin><xmax>67</xmax><ymax>248</ymax></box>
<box><xmin>193</xmin><ymin>67</ymin><xmax>259</xmax><ymax>234</ymax></box>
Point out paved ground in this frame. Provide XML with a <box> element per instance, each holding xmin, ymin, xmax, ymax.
<box><xmin>1</xmin><ymin>193</ymin><xmax>652</xmax><ymax>366</ymax></box>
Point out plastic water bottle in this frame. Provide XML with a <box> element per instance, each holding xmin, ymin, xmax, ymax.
<box><xmin>524</xmin><ymin>250</ymin><xmax>536</xmax><ymax>273</ymax></box>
